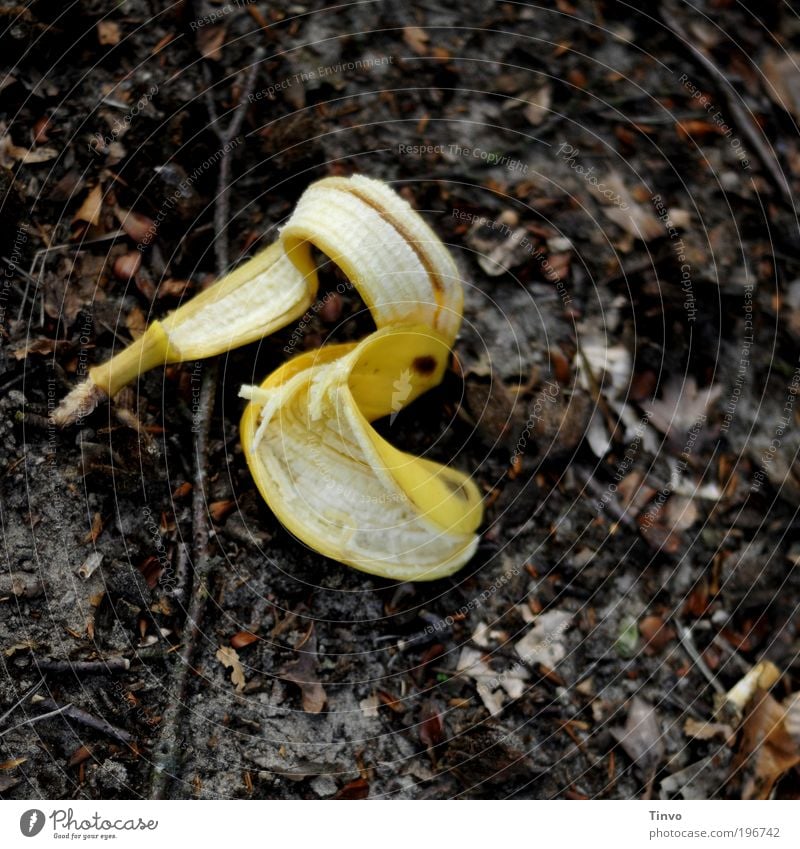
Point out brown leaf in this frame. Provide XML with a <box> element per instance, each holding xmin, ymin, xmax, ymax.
<box><xmin>157</xmin><ymin>278</ymin><xmax>193</xmax><ymax>299</ymax></box>
<box><xmin>522</xmin><ymin>83</ymin><xmax>552</xmax><ymax>126</ymax></box>
<box><xmin>230</xmin><ymin>631</ymin><xmax>258</xmax><ymax>649</ymax></box>
<box><xmin>0</xmin><ymin>775</ymin><xmax>20</xmax><ymax>792</ymax></box>
<box><xmin>611</xmin><ymin>697</ymin><xmax>664</xmax><ymax>777</ymax></box>
<box><xmin>73</xmin><ymin>184</ymin><xmax>104</xmax><ymax>227</ymax></box>
<box><xmin>419</xmin><ymin>705</ymin><xmax>444</xmax><ymax>749</ymax></box>
<box><xmin>683</xmin><ymin>717</ymin><xmax>735</xmax><ymax>744</ymax></box>
<box><xmin>216</xmin><ymin>645</ymin><xmax>246</xmax><ymax>692</ymax></box>
<box><xmin>82</xmin><ymin>512</ymin><xmax>104</xmax><ymax>544</ymax></box>
<box><xmin>12</xmin><ymin>338</ymin><xmax>72</xmax><ymax>360</ymax></box>
<box><xmin>735</xmin><ymin>690</ymin><xmax>800</xmax><ymax>799</ymax></box>
<box><xmin>196</xmin><ymin>24</ymin><xmax>226</xmax><ymax>61</ymax></box>
<box><xmin>762</xmin><ymin>51</ymin><xmax>800</xmax><ymax>122</ymax></box>
<box><xmin>638</xmin><ymin>615</ymin><xmax>675</xmax><ymax>655</ymax></box>
<box><xmin>209</xmin><ymin>500</ymin><xmax>235</xmax><ymax>522</ymax></box>
<box><xmin>403</xmin><ymin>26</ymin><xmax>429</xmax><ymax>55</ymax></box>
<box><xmin>67</xmin><ymin>745</ymin><xmax>94</xmax><ymax>767</ymax></box>
<box><xmin>0</xmin><ymin>757</ymin><xmax>27</xmax><ymax>770</ymax></box>
<box><xmin>97</xmin><ymin>20</ymin><xmax>121</xmax><ymax>45</ymax></box>
<box><xmin>280</xmin><ymin>625</ymin><xmax>326</xmax><ymax>713</ymax></box>
<box><xmin>116</xmin><ymin>207</ymin><xmax>155</xmax><ymax>243</ymax></box>
<box><xmin>0</xmin><ymin>134</ymin><xmax>58</xmax><ymax>166</ymax></box>
<box><xmin>333</xmin><ymin>777</ymin><xmax>369</xmax><ymax>799</ymax></box>
<box><xmin>126</xmin><ymin>306</ymin><xmax>147</xmax><ymax>339</ymax></box>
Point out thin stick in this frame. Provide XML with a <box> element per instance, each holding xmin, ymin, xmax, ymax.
<box><xmin>26</xmin><ymin>696</ymin><xmax>135</xmax><ymax>744</ymax></box>
<box><xmin>0</xmin><ymin>678</ymin><xmax>44</xmax><ymax>727</ymax></box>
<box><xmin>674</xmin><ymin>621</ymin><xmax>724</xmax><ymax>694</ymax></box>
<box><xmin>34</xmin><ymin>658</ymin><xmax>131</xmax><ymax>675</ymax></box>
<box><xmin>0</xmin><ymin>704</ymin><xmax>74</xmax><ymax>739</ymax></box>
<box><xmin>658</xmin><ymin>2</ymin><xmax>793</xmax><ymax>207</ymax></box>
<box><xmin>150</xmin><ymin>52</ymin><xmax>264</xmax><ymax>799</ymax></box>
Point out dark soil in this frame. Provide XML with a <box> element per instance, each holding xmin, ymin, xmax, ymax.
<box><xmin>1</xmin><ymin>0</ymin><xmax>799</xmax><ymax>800</ymax></box>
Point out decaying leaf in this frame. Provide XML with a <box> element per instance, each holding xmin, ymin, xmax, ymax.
<box><xmin>683</xmin><ymin>717</ymin><xmax>735</xmax><ymax>745</ymax></box>
<box><xmin>0</xmin><ymin>775</ymin><xmax>21</xmax><ymax>792</ymax></box>
<box><xmin>230</xmin><ymin>630</ymin><xmax>258</xmax><ymax>649</ymax></box>
<box><xmin>734</xmin><ymin>690</ymin><xmax>800</xmax><ymax>799</ymax></box>
<box><xmin>646</xmin><ymin>375</ymin><xmax>720</xmax><ymax>443</ymax></box>
<box><xmin>522</xmin><ymin>83</ymin><xmax>552</xmax><ymax>126</ymax></box>
<box><xmin>403</xmin><ymin>26</ymin><xmax>429</xmax><ymax>55</ymax></box>
<box><xmin>611</xmin><ymin>696</ymin><xmax>665</xmax><ymax>778</ymax></box>
<box><xmin>515</xmin><ymin>609</ymin><xmax>572</xmax><ymax>668</ymax></box>
<box><xmin>196</xmin><ymin>24</ymin><xmax>226</xmax><ymax>61</ymax></box>
<box><xmin>97</xmin><ymin>20</ymin><xmax>121</xmax><ymax>45</ymax></box>
<box><xmin>359</xmin><ymin>694</ymin><xmax>380</xmax><ymax>717</ymax></box>
<box><xmin>12</xmin><ymin>338</ymin><xmax>72</xmax><ymax>360</ymax></box>
<box><xmin>600</xmin><ymin>174</ymin><xmax>663</xmax><ymax>241</ymax></box>
<box><xmin>216</xmin><ymin>645</ymin><xmax>246</xmax><ymax>692</ymax></box>
<box><xmin>0</xmin><ymin>123</ymin><xmax>59</xmax><ymax>166</ymax></box>
<box><xmin>72</xmin><ymin>184</ymin><xmax>104</xmax><ymax>227</ymax></box>
<box><xmin>280</xmin><ymin>625</ymin><xmax>326</xmax><ymax>713</ymax></box>
<box><xmin>762</xmin><ymin>50</ymin><xmax>800</xmax><ymax>122</ymax></box>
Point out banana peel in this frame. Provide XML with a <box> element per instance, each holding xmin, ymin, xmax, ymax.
<box><xmin>53</xmin><ymin>174</ymin><xmax>462</xmax><ymax>425</ymax></box>
<box><xmin>53</xmin><ymin>174</ymin><xmax>483</xmax><ymax>579</ymax></box>
<box><xmin>240</xmin><ymin>325</ymin><xmax>482</xmax><ymax>580</ymax></box>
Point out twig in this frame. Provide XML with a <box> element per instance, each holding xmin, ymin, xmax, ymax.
<box><xmin>35</xmin><ymin>658</ymin><xmax>131</xmax><ymax>675</ymax></box>
<box><xmin>0</xmin><ymin>704</ymin><xmax>74</xmax><ymax>739</ymax></box>
<box><xmin>658</xmin><ymin>2</ymin><xmax>793</xmax><ymax>207</ymax></box>
<box><xmin>0</xmin><ymin>678</ymin><xmax>44</xmax><ymax>727</ymax></box>
<box><xmin>150</xmin><ymin>52</ymin><xmax>264</xmax><ymax>800</ymax></box>
<box><xmin>674</xmin><ymin>621</ymin><xmax>724</xmax><ymax>694</ymax></box>
<box><xmin>0</xmin><ymin>696</ymin><xmax>135</xmax><ymax>743</ymax></box>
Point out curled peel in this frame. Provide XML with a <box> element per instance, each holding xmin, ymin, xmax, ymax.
<box><xmin>53</xmin><ymin>174</ymin><xmax>462</xmax><ymax>425</ymax></box>
<box><xmin>53</xmin><ymin>173</ymin><xmax>482</xmax><ymax>579</ymax></box>
<box><xmin>240</xmin><ymin>325</ymin><xmax>482</xmax><ymax>581</ymax></box>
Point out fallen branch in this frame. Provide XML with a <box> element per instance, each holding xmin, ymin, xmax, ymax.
<box><xmin>149</xmin><ymin>51</ymin><xmax>264</xmax><ymax>800</ymax></box>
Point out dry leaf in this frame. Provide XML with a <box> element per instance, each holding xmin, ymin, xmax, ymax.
<box><xmin>762</xmin><ymin>51</ymin><xmax>800</xmax><ymax>122</ymax></box>
<box><xmin>0</xmin><ymin>122</ymin><xmax>58</xmax><ymax>167</ymax></box>
<box><xmin>403</xmin><ymin>26</ymin><xmax>429</xmax><ymax>55</ymax></box>
<box><xmin>126</xmin><ymin>306</ymin><xmax>147</xmax><ymax>339</ymax></box>
<box><xmin>611</xmin><ymin>697</ymin><xmax>665</xmax><ymax>777</ymax></box>
<box><xmin>359</xmin><ymin>694</ymin><xmax>380</xmax><ymax>717</ymax></box>
<box><xmin>73</xmin><ymin>184</ymin><xmax>104</xmax><ymax>227</ymax></box>
<box><xmin>280</xmin><ymin>625</ymin><xmax>326</xmax><ymax>713</ymax></box>
<box><xmin>522</xmin><ymin>83</ymin><xmax>552</xmax><ymax>126</ymax></box>
<box><xmin>209</xmin><ymin>500</ymin><xmax>235</xmax><ymax>522</ymax></box>
<box><xmin>0</xmin><ymin>757</ymin><xmax>27</xmax><ymax>770</ymax></box>
<box><xmin>783</xmin><ymin>692</ymin><xmax>800</xmax><ymax>744</ymax></box>
<box><xmin>216</xmin><ymin>645</ymin><xmax>246</xmax><ymax>692</ymax></box>
<box><xmin>646</xmin><ymin>375</ymin><xmax>720</xmax><ymax>443</ymax></box>
<box><xmin>515</xmin><ymin>609</ymin><xmax>572</xmax><ymax>668</ymax></box>
<box><xmin>419</xmin><ymin>704</ymin><xmax>444</xmax><ymax>749</ymax></box>
<box><xmin>735</xmin><ymin>690</ymin><xmax>800</xmax><ymax>799</ymax></box>
<box><xmin>97</xmin><ymin>20</ymin><xmax>121</xmax><ymax>45</ymax></box>
<box><xmin>333</xmin><ymin>777</ymin><xmax>369</xmax><ymax>799</ymax></box>
<box><xmin>12</xmin><ymin>338</ymin><xmax>72</xmax><ymax>360</ymax></box>
<box><xmin>230</xmin><ymin>631</ymin><xmax>258</xmax><ymax>649</ymax></box>
<box><xmin>196</xmin><ymin>24</ymin><xmax>226</xmax><ymax>61</ymax></box>
<box><xmin>683</xmin><ymin>717</ymin><xmax>735</xmax><ymax>744</ymax></box>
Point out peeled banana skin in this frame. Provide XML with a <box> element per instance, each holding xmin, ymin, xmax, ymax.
<box><xmin>52</xmin><ymin>174</ymin><xmax>483</xmax><ymax>580</ymax></box>
<box><xmin>52</xmin><ymin>174</ymin><xmax>462</xmax><ymax>425</ymax></box>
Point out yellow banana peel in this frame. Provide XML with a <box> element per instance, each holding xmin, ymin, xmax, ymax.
<box><xmin>54</xmin><ymin>174</ymin><xmax>483</xmax><ymax>579</ymax></box>
<box><xmin>240</xmin><ymin>325</ymin><xmax>482</xmax><ymax>580</ymax></box>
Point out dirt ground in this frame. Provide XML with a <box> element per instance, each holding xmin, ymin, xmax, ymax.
<box><xmin>1</xmin><ymin>0</ymin><xmax>800</xmax><ymax>800</ymax></box>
